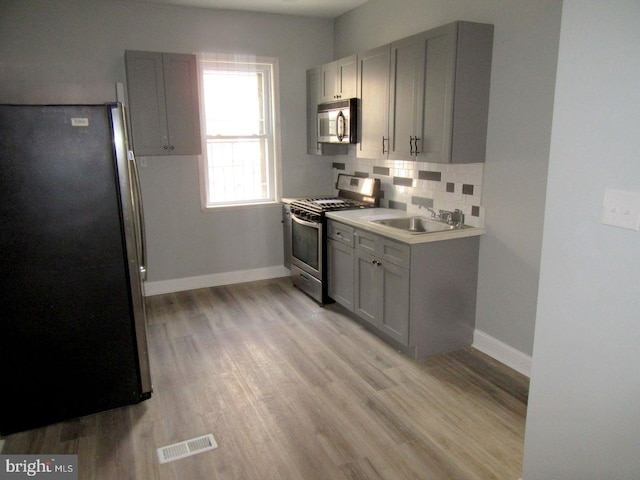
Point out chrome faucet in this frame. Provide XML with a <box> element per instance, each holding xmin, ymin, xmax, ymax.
<box><xmin>419</xmin><ymin>205</ymin><xmax>464</xmax><ymax>227</ymax></box>
<box><xmin>451</xmin><ymin>209</ymin><xmax>465</xmax><ymax>227</ymax></box>
<box><xmin>420</xmin><ymin>205</ymin><xmax>440</xmax><ymax>219</ymax></box>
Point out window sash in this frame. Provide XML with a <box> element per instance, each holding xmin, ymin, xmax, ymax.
<box><xmin>197</xmin><ymin>54</ymin><xmax>278</xmax><ymax>208</ymax></box>
<box><xmin>204</xmin><ymin>137</ymin><xmax>272</xmax><ymax>205</ymax></box>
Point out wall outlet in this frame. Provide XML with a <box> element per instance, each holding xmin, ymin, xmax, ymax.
<box><xmin>601</xmin><ymin>188</ymin><xmax>640</xmax><ymax>231</ymax></box>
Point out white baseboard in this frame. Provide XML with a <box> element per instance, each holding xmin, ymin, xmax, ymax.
<box><xmin>472</xmin><ymin>329</ymin><xmax>532</xmax><ymax>377</ymax></box>
<box><xmin>143</xmin><ymin>265</ymin><xmax>290</xmax><ymax>297</ymax></box>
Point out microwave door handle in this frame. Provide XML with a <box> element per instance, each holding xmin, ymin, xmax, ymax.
<box><xmin>336</xmin><ymin>111</ymin><xmax>345</xmax><ymax>142</ymax></box>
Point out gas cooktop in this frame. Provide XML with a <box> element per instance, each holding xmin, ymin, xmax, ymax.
<box><xmin>289</xmin><ymin>175</ymin><xmax>381</xmax><ymax>216</ymax></box>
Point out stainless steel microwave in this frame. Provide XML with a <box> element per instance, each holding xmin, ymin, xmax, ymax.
<box><xmin>317</xmin><ymin>98</ymin><xmax>357</xmax><ymax>144</ymax></box>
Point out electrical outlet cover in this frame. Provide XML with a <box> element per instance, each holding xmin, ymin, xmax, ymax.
<box><xmin>601</xmin><ymin>188</ymin><xmax>640</xmax><ymax>231</ymax></box>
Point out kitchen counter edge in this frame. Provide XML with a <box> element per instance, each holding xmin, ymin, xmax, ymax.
<box><xmin>326</xmin><ymin>208</ymin><xmax>485</xmax><ymax>245</ymax></box>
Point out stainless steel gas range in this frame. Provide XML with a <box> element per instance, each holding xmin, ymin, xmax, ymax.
<box><xmin>288</xmin><ymin>174</ymin><xmax>380</xmax><ymax>304</ymax></box>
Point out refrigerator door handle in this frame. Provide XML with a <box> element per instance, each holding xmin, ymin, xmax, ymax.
<box><xmin>128</xmin><ymin>149</ymin><xmax>147</xmax><ymax>281</ymax></box>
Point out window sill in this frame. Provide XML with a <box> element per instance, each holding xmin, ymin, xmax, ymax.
<box><xmin>201</xmin><ymin>200</ymin><xmax>283</xmax><ymax>213</ymax></box>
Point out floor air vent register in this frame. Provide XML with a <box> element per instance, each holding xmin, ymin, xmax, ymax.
<box><xmin>156</xmin><ymin>434</ymin><xmax>218</xmax><ymax>464</ymax></box>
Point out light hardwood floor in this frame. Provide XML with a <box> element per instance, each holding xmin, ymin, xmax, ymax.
<box><xmin>2</xmin><ymin>277</ymin><xmax>529</xmax><ymax>479</ymax></box>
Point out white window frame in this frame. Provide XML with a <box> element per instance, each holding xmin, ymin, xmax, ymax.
<box><xmin>197</xmin><ymin>53</ymin><xmax>282</xmax><ymax>210</ymax></box>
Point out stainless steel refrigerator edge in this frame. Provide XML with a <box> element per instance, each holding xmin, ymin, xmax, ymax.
<box><xmin>113</xmin><ymin>103</ymin><xmax>152</xmax><ymax>397</ymax></box>
<box><xmin>0</xmin><ymin>103</ymin><xmax>152</xmax><ymax>435</ymax></box>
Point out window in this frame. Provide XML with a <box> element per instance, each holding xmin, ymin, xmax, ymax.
<box><xmin>198</xmin><ymin>54</ymin><xmax>280</xmax><ymax>208</ymax></box>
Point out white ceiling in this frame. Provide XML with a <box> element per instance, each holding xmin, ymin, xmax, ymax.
<box><xmin>119</xmin><ymin>0</ymin><xmax>369</xmax><ymax>18</ymax></box>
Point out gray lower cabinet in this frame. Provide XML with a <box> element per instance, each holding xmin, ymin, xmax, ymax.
<box><xmin>327</xmin><ymin>221</ymin><xmax>355</xmax><ymax>310</ymax></box>
<box><xmin>355</xmin><ymin>249</ymin><xmax>410</xmax><ymax>345</ymax></box>
<box><xmin>354</xmin><ymin>229</ymin><xmax>410</xmax><ymax>345</ymax></box>
<box><xmin>328</xmin><ymin>240</ymin><xmax>355</xmax><ymax>310</ymax></box>
<box><xmin>327</xmin><ymin>219</ymin><xmax>480</xmax><ymax>359</ymax></box>
<box><xmin>125</xmin><ymin>50</ymin><xmax>202</xmax><ymax>156</ymax></box>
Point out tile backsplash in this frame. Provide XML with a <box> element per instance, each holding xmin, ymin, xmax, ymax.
<box><xmin>333</xmin><ymin>157</ymin><xmax>485</xmax><ymax>228</ymax></box>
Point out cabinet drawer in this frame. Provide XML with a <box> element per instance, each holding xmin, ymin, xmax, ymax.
<box><xmin>379</xmin><ymin>236</ymin><xmax>410</xmax><ymax>268</ymax></box>
<box><xmin>354</xmin><ymin>228</ymin><xmax>377</xmax><ymax>254</ymax></box>
<box><xmin>328</xmin><ymin>220</ymin><xmax>355</xmax><ymax>246</ymax></box>
<box><xmin>355</xmin><ymin>229</ymin><xmax>410</xmax><ymax>268</ymax></box>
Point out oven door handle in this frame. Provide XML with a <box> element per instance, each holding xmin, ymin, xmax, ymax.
<box><xmin>291</xmin><ymin>213</ymin><xmax>320</xmax><ymax>229</ymax></box>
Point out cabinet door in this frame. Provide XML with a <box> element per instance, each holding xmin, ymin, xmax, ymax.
<box><xmin>337</xmin><ymin>55</ymin><xmax>357</xmax><ymax>99</ymax></box>
<box><xmin>388</xmin><ymin>34</ymin><xmax>424</xmax><ymax>160</ymax></box>
<box><xmin>379</xmin><ymin>260</ymin><xmax>410</xmax><ymax>344</ymax></box>
<box><xmin>306</xmin><ymin>66</ymin><xmax>323</xmax><ymax>155</ymax></box>
<box><xmin>448</xmin><ymin>22</ymin><xmax>494</xmax><ymax>164</ymax></box>
<box><xmin>162</xmin><ymin>53</ymin><xmax>202</xmax><ymax>155</ymax></box>
<box><xmin>357</xmin><ymin>45</ymin><xmax>390</xmax><ymax>159</ymax></box>
<box><xmin>125</xmin><ymin>51</ymin><xmax>169</xmax><ymax>156</ymax></box>
<box><xmin>328</xmin><ymin>239</ymin><xmax>355</xmax><ymax>311</ymax></box>
<box><xmin>354</xmin><ymin>250</ymin><xmax>379</xmax><ymax>325</ymax></box>
<box><xmin>415</xmin><ymin>23</ymin><xmax>457</xmax><ymax>163</ymax></box>
<box><xmin>320</xmin><ymin>61</ymin><xmax>338</xmax><ymax>102</ymax></box>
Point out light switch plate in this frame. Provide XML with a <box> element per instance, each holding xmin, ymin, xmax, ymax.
<box><xmin>601</xmin><ymin>188</ymin><xmax>640</xmax><ymax>231</ymax></box>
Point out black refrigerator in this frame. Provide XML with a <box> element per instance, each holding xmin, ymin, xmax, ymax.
<box><xmin>0</xmin><ymin>103</ymin><xmax>152</xmax><ymax>435</ymax></box>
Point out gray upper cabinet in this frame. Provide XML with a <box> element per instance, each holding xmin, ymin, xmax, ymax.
<box><xmin>306</xmin><ymin>65</ymin><xmax>350</xmax><ymax>156</ymax></box>
<box><xmin>387</xmin><ymin>34</ymin><xmax>425</xmax><ymax>160</ymax></box>
<box><xmin>321</xmin><ymin>55</ymin><xmax>357</xmax><ymax>102</ymax></box>
<box><xmin>416</xmin><ymin>22</ymin><xmax>493</xmax><ymax>163</ymax></box>
<box><xmin>125</xmin><ymin>51</ymin><xmax>202</xmax><ymax>156</ymax></box>
<box><xmin>356</xmin><ymin>21</ymin><xmax>493</xmax><ymax>163</ymax></box>
<box><xmin>356</xmin><ymin>45</ymin><xmax>391</xmax><ymax>160</ymax></box>
<box><xmin>306</xmin><ymin>66</ymin><xmax>323</xmax><ymax>155</ymax></box>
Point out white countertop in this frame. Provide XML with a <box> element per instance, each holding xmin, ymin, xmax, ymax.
<box><xmin>326</xmin><ymin>208</ymin><xmax>485</xmax><ymax>245</ymax></box>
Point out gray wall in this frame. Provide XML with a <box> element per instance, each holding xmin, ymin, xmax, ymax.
<box><xmin>523</xmin><ymin>0</ymin><xmax>640</xmax><ymax>477</ymax></box>
<box><xmin>334</xmin><ymin>0</ymin><xmax>562</xmax><ymax>356</ymax></box>
<box><xmin>0</xmin><ymin>0</ymin><xmax>336</xmax><ymax>283</ymax></box>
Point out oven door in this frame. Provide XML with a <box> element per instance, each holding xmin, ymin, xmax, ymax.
<box><xmin>290</xmin><ymin>212</ymin><xmax>324</xmax><ymax>303</ymax></box>
<box><xmin>290</xmin><ymin>213</ymin><xmax>322</xmax><ymax>280</ymax></box>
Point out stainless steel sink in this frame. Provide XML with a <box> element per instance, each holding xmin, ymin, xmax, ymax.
<box><xmin>370</xmin><ymin>216</ymin><xmax>465</xmax><ymax>234</ymax></box>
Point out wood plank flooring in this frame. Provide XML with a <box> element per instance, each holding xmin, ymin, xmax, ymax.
<box><xmin>2</xmin><ymin>277</ymin><xmax>529</xmax><ymax>479</ymax></box>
